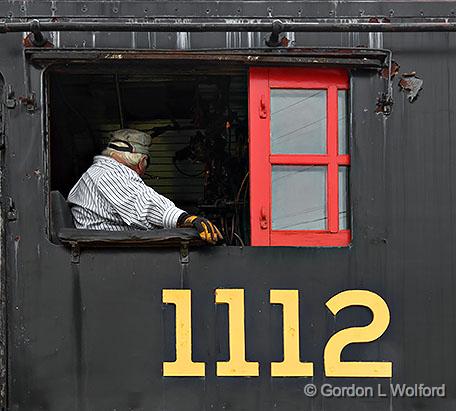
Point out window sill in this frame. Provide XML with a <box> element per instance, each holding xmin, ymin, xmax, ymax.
<box><xmin>57</xmin><ymin>228</ymin><xmax>204</xmax><ymax>248</ymax></box>
<box><xmin>269</xmin><ymin>230</ymin><xmax>351</xmax><ymax>247</ymax></box>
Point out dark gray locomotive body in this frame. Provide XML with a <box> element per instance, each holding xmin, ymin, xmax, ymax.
<box><xmin>1</xmin><ymin>1</ymin><xmax>456</xmax><ymax>410</ymax></box>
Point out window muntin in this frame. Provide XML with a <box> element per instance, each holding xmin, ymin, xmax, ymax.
<box><xmin>249</xmin><ymin>67</ymin><xmax>350</xmax><ymax>247</ymax></box>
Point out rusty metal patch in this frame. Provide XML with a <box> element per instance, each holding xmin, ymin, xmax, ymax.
<box><xmin>379</xmin><ymin>60</ymin><xmax>400</xmax><ymax>80</ymax></box>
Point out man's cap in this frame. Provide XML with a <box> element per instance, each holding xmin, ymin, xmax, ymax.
<box><xmin>108</xmin><ymin>129</ymin><xmax>152</xmax><ymax>155</ymax></box>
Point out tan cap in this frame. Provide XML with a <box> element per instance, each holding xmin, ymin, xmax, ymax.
<box><xmin>108</xmin><ymin>129</ymin><xmax>152</xmax><ymax>155</ymax></box>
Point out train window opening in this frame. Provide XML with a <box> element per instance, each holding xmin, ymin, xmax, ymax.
<box><xmin>47</xmin><ymin>65</ymin><xmax>350</xmax><ymax>247</ymax></box>
<box><xmin>249</xmin><ymin>68</ymin><xmax>351</xmax><ymax>246</ymax></box>
<box><xmin>47</xmin><ymin>69</ymin><xmax>250</xmax><ymax>246</ymax></box>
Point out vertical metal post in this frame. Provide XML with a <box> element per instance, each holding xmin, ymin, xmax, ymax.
<box><xmin>0</xmin><ymin>78</ymin><xmax>8</xmax><ymax>409</ymax></box>
<box><xmin>114</xmin><ymin>74</ymin><xmax>125</xmax><ymax>129</ymax></box>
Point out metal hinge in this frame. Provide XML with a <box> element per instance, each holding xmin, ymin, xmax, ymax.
<box><xmin>18</xmin><ymin>93</ymin><xmax>37</xmax><ymax>113</ymax></box>
<box><xmin>259</xmin><ymin>94</ymin><xmax>267</xmax><ymax>119</ymax></box>
<box><xmin>259</xmin><ymin>206</ymin><xmax>268</xmax><ymax>230</ymax></box>
<box><xmin>70</xmin><ymin>242</ymin><xmax>80</xmax><ymax>264</ymax></box>
<box><xmin>5</xmin><ymin>198</ymin><xmax>16</xmax><ymax>221</ymax></box>
<box><xmin>3</xmin><ymin>86</ymin><xmax>37</xmax><ymax>112</ymax></box>
<box><xmin>179</xmin><ymin>241</ymin><xmax>189</xmax><ymax>264</ymax></box>
<box><xmin>4</xmin><ymin>85</ymin><xmax>16</xmax><ymax>110</ymax></box>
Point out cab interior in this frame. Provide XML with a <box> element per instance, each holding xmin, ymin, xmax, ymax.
<box><xmin>47</xmin><ymin>63</ymin><xmax>250</xmax><ymax>245</ymax></box>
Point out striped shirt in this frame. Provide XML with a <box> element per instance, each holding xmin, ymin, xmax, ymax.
<box><xmin>67</xmin><ymin>155</ymin><xmax>186</xmax><ymax>231</ymax></box>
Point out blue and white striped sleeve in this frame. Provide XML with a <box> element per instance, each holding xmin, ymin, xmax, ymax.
<box><xmin>97</xmin><ymin>168</ymin><xmax>186</xmax><ymax>229</ymax></box>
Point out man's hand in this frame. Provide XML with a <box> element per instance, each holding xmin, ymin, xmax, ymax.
<box><xmin>181</xmin><ymin>215</ymin><xmax>223</xmax><ymax>244</ymax></box>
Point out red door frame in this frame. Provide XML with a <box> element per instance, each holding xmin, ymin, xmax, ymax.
<box><xmin>249</xmin><ymin>67</ymin><xmax>350</xmax><ymax>246</ymax></box>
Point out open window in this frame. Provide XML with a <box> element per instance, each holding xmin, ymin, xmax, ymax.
<box><xmin>47</xmin><ymin>62</ymin><xmax>350</xmax><ymax>247</ymax></box>
<box><xmin>47</xmin><ymin>64</ymin><xmax>250</xmax><ymax>246</ymax></box>
<box><xmin>249</xmin><ymin>68</ymin><xmax>350</xmax><ymax>246</ymax></box>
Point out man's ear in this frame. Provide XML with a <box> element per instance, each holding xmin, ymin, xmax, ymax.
<box><xmin>138</xmin><ymin>155</ymin><xmax>148</xmax><ymax>174</ymax></box>
<box><xmin>141</xmin><ymin>155</ymin><xmax>149</xmax><ymax>169</ymax></box>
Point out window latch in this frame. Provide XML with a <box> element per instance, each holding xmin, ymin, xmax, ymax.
<box><xmin>259</xmin><ymin>95</ymin><xmax>267</xmax><ymax>119</ymax></box>
<box><xmin>260</xmin><ymin>207</ymin><xmax>268</xmax><ymax>230</ymax></box>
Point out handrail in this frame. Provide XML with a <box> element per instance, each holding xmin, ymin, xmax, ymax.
<box><xmin>2</xmin><ymin>19</ymin><xmax>456</xmax><ymax>34</ymax></box>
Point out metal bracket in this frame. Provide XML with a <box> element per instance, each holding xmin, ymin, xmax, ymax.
<box><xmin>265</xmin><ymin>20</ymin><xmax>284</xmax><ymax>47</ymax></box>
<box><xmin>18</xmin><ymin>93</ymin><xmax>37</xmax><ymax>112</ymax></box>
<box><xmin>4</xmin><ymin>85</ymin><xmax>16</xmax><ymax>110</ymax></box>
<box><xmin>70</xmin><ymin>242</ymin><xmax>80</xmax><ymax>264</ymax></box>
<box><xmin>375</xmin><ymin>93</ymin><xmax>394</xmax><ymax>116</ymax></box>
<box><xmin>5</xmin><ymin>198</ymin><xmax>16</xmax><ymax>221</ymax></box>
<box><xmin>179</xmin><ymin>241</ymin><xmax>189</xmax><ymax>264</ymax></box>
<box><xmin>29</xmin><ymin>19</ymin><xmax>48</xmax><ymax>47</ymax></box>
<box><xmin>375</xmin><ymin>50</ymin><xmax>395</xmax><ymax>116</ymax></box>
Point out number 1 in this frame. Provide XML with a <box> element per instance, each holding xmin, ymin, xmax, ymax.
<box><xmin>216</xmin><ymin>289</ymin><xmax>259</xmax><ymax>377</ymax></box>
<box><xmin>162</xmin><ymin>289</ymin><xmax>205</xmax><ymax>377</ymax></box>
<box><xmin>270</xmin><ymin>290</ymin><xmax>314</xmax><ymax>377</ymax></box>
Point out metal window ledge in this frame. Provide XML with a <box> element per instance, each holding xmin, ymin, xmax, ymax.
<box><xmin>26</xmin><ymin>48</ymin><xmax>389</xmax><ymax>69</ymax></box>
<box><xmin>58</xmin><ymin>227</ymin><xmax>204</xmax><ymax>248</ymax></box>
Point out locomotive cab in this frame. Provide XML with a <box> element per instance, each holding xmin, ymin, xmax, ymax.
<box><xmin>47</xmin><ymin>63</ymin><xmax>250</xmax><ymax>246</ymax></box>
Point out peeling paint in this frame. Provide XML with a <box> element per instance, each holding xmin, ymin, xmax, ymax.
<box><xmin>284</xmin><ymin>31</ymin><xmax>295</xmax><ymax>47</ymax></box>
<box><xmin>176</xmin><ymin>32</ymin><xmax>191</xmax><ymax>50</ymax></box>
<box><xmin>247</xmin><ymin>32</ymin><xmax>255</xmax><ymax>48</ymax></box>
<box><xmin>105</xmin><ymin>53</ymin><xmax>124</xmax><ymax>59</ymax></box>
<box><xmin>379</xmin><ymin>61</ymin><xmax>400</xmax><ymax>80</ymax></box>
<box><xmin>50</xmin><ymin>30</ymin><xmax>60</xmax><ymax>48</ymax></box>
<box><xmin>147</xmin><ymin>32</ymin><xmax>157</xmax><ymax>49</ymax></box>
<box><xmin>368</xmin><ymin>32</ymin><xmax>383</xmax><ymax>49</ymax></box>
<box><xmin>399</xmin><ymin>72</ymin><xmax>423</xmax><ymax>102</ymax></box>
<box><xmin>226</xmin><ymin>31</ymin><xmax>242</xmax><ymax>48</ymax></box>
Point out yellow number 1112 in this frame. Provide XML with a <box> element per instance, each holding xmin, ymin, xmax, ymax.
<box><xmin>162</xmin><ymin>289</ymin><xmax>392</xmax><ymax>378</ymax></box>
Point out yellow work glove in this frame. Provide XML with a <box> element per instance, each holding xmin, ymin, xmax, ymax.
<box><xmin>182</xmin><ymin>215</ymin><xmax>223</xmax><ymax>244</ymax></box>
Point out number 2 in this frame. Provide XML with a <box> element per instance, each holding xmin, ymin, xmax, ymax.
<box><xmin>324</xmin><ymin>290</ymin><xmax>392</xmax><ymax>378</ymax></box>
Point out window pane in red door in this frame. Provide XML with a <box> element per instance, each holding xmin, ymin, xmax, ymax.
<box><xmin>339</xmin><ymin>166</ymin><xmax>349</xmax><ymax>230</ymax></box>
<box><xmin>271</xmin><ymin>165</ymin><xmax>327</xmax><ymax>230</ymax></box>
<box><xmin>338</xmin><ymin>90</ymin><xmax>348</xmax><ymax>155</ymax></box>
<box><xmin>270</xmin><ymin>89</ymin><xmax>327</xmax><ymax>154</ymax></box>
